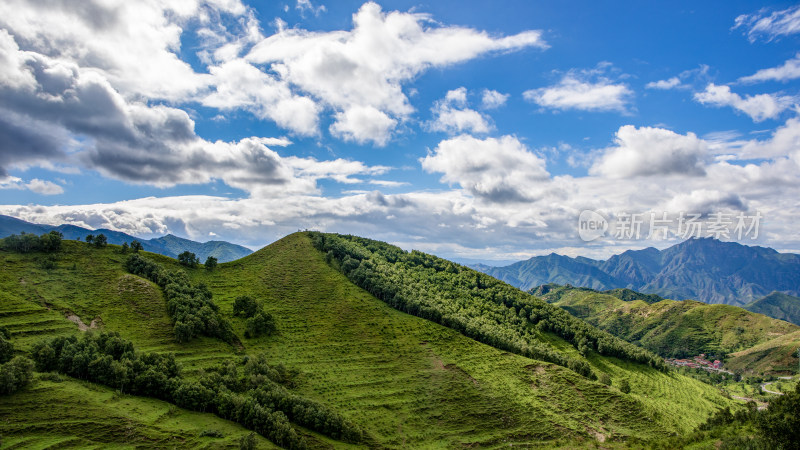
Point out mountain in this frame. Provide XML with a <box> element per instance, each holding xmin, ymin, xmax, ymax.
<box><xmin>0</xmin><ymin>214</ymin><xmax>251</xmax><ymax>262</ymax></box>
<box><xmin>0</xmin><ymin>233</ymin><xmax>738</xmax><ymax>447</ymax></box>
<box><xmin>744</xmin><ymin>292</ymin><xmax>800</xmax><ymax>326</ymax></box>
<box><xmin>534</xmin><ymin>284</ymin><xmax>800</xmax><ymax>374</ymax></box>
<box><xmin>475</xmin><ymin>238</ymin><xmax>800</xmax><ymax>306</ymax></box>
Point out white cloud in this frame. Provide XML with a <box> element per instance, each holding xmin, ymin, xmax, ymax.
<box><xmin>329</xmin><ymin>105</ymin><xmax>397</xmax><ymax>146</ymax></box>
<box><xmin>523</xmin><ymin>68</ymin><xmax>632</xmax><ymax>113</ymax></box>
<box><xmin>428</xmin><ymin>88</ymin><xmax>491</xmax><ymax>135</ymax></box>
<box><xmin>740</xmin><ymin>53</ymin><xmax>800</xmax><ymax>83</ymax></box>
<box><xmin>25</xmin><ymin>178</ymin><xmax>63</xmax><ymax>195</ymax></box>
<box><xmin>481</xmin><ymin>89</ymin><xmax>508</xmax><ymax>109</ymax></box>
<box><xmin>734</xmin><ymin>5</ymin><xmax>800</xmax><ymax>42</ymax></box>
<box><xmin>590</xmin><ymin>125</ymin><xmax>709</xmax><ymax>178</ymax></box>
<box><xmin>296</xmin><ymin>0</ymin><xmax>326</xmax><ymax>17</ymax></box>
<box><xmin>246</xmin><ymin>2</ymin><xmax>545</xmax><ymax>144</ymax></box>
<box><xmin>203</xmin><ymin>59</ymin><xmax>321</xmax><ymax>136</ymax></box>
<box><xmin>646</xmin><ymin>77</ymin><xmax>682</xmax><ymax>90</ymax></box>
<box><xmin>421</xmin><ymin>135</ymin><xmax>550</xmax><ymax>202</ymax></box>
<box><xmin>694</xmin><ymin>83</ymin><xmax>797</xmax><ymax>122</ymax></box>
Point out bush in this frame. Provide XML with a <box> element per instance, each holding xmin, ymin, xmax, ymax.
<box><xmin>618</xmin><ymin>378</ymin><xmax>631</xmax><ymax>394</ymax></box>
<box><xmin>599</xmin><ymin>373</ymin><xmax>612</xmax><ymax>386</ymax></box>
<box><xmin>205</xmin><ymin>256</ymin><xmax>218</xmax><ymax>271</ymax></box>
<box><xmin>233</xmin><ymin>296</ymin><xmax>259</xmax><ymax>318</ymax></box>
<box><xmin>0</xmin><ymin>356</ymin><xmax>35</xmax><ymax>395</ymax></box>
<box><xmin>239</xmin><ymin>432</ymin><xmax>257</xmax><ymax>450</ymax></box>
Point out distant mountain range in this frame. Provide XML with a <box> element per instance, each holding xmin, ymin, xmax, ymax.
<box><xmin>473</xmin><ymin>238</ymin><xmax>800</xmax><ymax>307</ymax></box>
<box><xmin>0</xmin><ymin>214</ymin><xmax>252</xmax><ymax>262</ymax></box>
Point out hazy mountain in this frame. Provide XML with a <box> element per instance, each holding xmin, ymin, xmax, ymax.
<box><xmin>0</xmin><ymin>214</ymin><xmax>251</xmax><ymax>262</ymax></box>
<box><xmin>475</xmin><ymin>238</ymin><xmax>800</xmax><ymax>306</ymax></box>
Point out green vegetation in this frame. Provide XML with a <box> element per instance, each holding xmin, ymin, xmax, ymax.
<box><xmin>745</xmin><ymin>291</ymin><xmax>800</xmax><ymax>326</ymax></box>
<box><xmin>233</xmin><ymin>296</ymin><xmax>276</xmax><ymax>338</ymax></box>
<box><xmin>0</xmin><ymin>230</ymin><xmax>62</xmax><ymax>253</ymax></box>
<box><xmin>309</xmin><ymin>232</ymin><xmax>665</xmax><ymax>378</ymax></box>
<box><xmin>125</xmin><ymin>254</ymin><xmax>235</xmax><ymax>344</ymax></box>
<box><xmin>31</xmin><ymin>332</ymin><xmax>361</xmax><ymax>449</ymax></box>
<box><xmin>535</xmin><ymin>284</ymin><xmax>800</xmax><ymax>373</ymax></box>
<box><xmin>204</xmin><ymin>256</ymin><xmax>218</xmax><ymax>271</ymax></box>
<box><xmin>0</xmin><ymin>235</ymin><xmax>743</xmax><ymax>447</ymax></box>
<box><xmin>657</xmin><ymin>383</ymin><xmax>800</xmax><ymax>449</ymax></box>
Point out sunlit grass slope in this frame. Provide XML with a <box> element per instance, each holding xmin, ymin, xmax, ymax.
<box><xmin>0</xmin><ymin>234</ymin><xmax>740</xmax><ymax>447</ymax></box>
<box><xmin>536</xmin><ymin>284</ymin><xmax>799</xmax><ymax>373</ymax></box>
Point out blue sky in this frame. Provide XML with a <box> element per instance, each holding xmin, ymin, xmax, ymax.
<box><xmin>2</xmin><ymin>1</ymin><xmax>800</xmax><ymax>263</ymax></box>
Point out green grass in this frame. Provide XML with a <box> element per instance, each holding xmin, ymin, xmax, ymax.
<box><xmin>0</xmin><ymin>374</ymin><xmax>274</xmax><ymax>449</ymax></box>
<box><xmin>538</xmin><ymin>285</ymin><xmax>799</xmax><ymax>373</ymax></box>
<box><xmin>0</xmin><ymin>235</ymin><xmax>741</xmax><ymax>447</ymax></box>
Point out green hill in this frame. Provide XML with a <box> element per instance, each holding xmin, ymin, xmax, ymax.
<box><xmin>0</xmin><ymin>234</ymin><xmax>740</xmax><ymax>447</ymax></box>
<box><xmin>744</xmin><ymin>291</ymin><xmax>800</xmax><ymax>326</ymax></box>
<box><xmin>534</xmin><ymin>284</ymin><xmax>800</xmax><ymax>374</ymax></box>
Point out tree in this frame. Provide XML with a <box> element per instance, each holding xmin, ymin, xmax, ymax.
<box><xmin>240</xmin><ymin>432</ymin><xmax>257</xmax><ymax>450</ymax></box>
<box><xmin>0</xmin><ymin>356</ymin><xmax>34</xmax><ymax>395</ymax></box>
<box><xmin>178</xmin><ymin>251</ymin><xmax>199</xmax><ymax>268</ymax></box>
<box><xmin>233</xmin><ymin>296</ymin><xmax>259</xmax><ymax>318</ymax></box>
<box><xmin>85</xmin><ymin>234</ymin><xmax>94</xmax><ymax>244</ymax></box>
<box><xmin>94</xmin><ymin>233</ymin><xmax>107</xmax><ymax>248</ymax></box>
<box><xmin>131</xmin><ymin>240</ymin><xmax>143</xmax><ymax>252</ymax></box>
<box><xmin>205</xmin><ymin>256</ymin><xmax>218</xmax><ymax>271</ymax></box>
<box><xmin>39</xmin><ymin>231</ymin><xmax>63</xmax><ymax>253</ymax></box>
<box><xmin>756</xmin><ymin>383</ymin><xmax>800</xmax><ymax>449</ymax></box>
<box><xmin>618</xmin><ymin>378</ymin><xmax>631</xmax><ymax>394</ymax></box>
<box><xmin>0</xmin><ymin>335</ymin><xmax>13</xmax><ymax>364</ymax></box>
<box><xmin>120</xmin><ymin>242</ymin><xmax>129</xmax><ymax>254</ymax></box>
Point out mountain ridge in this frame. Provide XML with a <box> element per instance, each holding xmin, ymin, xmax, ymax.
<box><xmin>0</xmin><ymin>214</ymin><xmax>252</xmax><ymax>262</ymax></box>
<box><xmin>475</xmin><ymin>238</ymin><xmax>800</xmax><ymax>306</ymax></box>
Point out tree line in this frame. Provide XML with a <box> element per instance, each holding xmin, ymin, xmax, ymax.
<box><xmin>125</xmin><ymin>254</ymin><xmax>236</xmax><ymax>344</ymax></box>
<box><xmin>308</xmin><ymin>232</ymin><xmax>666</xmax><ymax>379</ymax></box>
<box><xmin>31</xmin><ymin>332</ymin><xmax>364</xmax><ymax>448</ymax></box>
<box><xmin>0</xmin><ymin>231</ymin><xmax>63</xmax><ymax>253</ymax></box>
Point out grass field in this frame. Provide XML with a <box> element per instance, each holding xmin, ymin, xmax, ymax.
<box><xmin>0</xmin><ymin>234</ymin><xmax>742</xmax><ymax>447</ymax></box>
<box><xmin>538</xmin><ymin>285</ymin><xmax>800</xmax><ymax>374</ymax></box>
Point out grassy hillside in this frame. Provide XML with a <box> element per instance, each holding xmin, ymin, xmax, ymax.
<box><xmin>534</xmin><ymin>285</ymin><xmax>800</xmax><ymax>373</ymax></box>
<box><xmin>0</xmin><ymin>235</ymin><xmax>741</xmax><ymax>447</ymax></box>
<box><xmin>744</xmin><ymin>291</ymin><xmax>800</xmax><ymax>326</ymax></box>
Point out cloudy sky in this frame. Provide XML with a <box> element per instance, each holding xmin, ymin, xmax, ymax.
<box><xmin>2</xmin><ymin>0</ymin><xmax>800</xmax><ymax>263</ymax></box>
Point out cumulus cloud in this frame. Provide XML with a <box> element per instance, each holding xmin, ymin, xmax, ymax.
<box><xmin>694</xmin><ymin>83</ymin><xmax>797</xmax><ymax>122</ymax></box>
<box><xmin>0</xmin><ymin>0</ymin><xmax>243</xmax><ymax>101</ymax></box>
<box><xmin>421</xmin><ymin>135</ymin><xmax>550</xmax><ymax>202</ymax></box>
<box><xmin>481</xmin><ymin>89</ymin><xmax>509</xmax><ymax>109</ymax></box>
<box><xmin>0</xmin><ymin>34</ymin><xmax>388</xmax><ymax>196</ymax></box>
<box><xmin>246</xmin><ymin>2</ymin><xmax>545</xmax><ymax>145</ymax></box>
<box><xmin>646</xmin><ymin>77</ymin><xmax>682</xmax><ymax>90</ymax></box>
<box><xmin>734</xmin><ymin>5</ymin><xmax>800</xmax><ymax>42</ymax></box>
<box><xmin>590</xmin><ymin>125</ymin><xmax>709</xmax><ymax>178</ymax></box>
<box><xmin>428</xmin><ymin>88</ymin><xmax>491</xmax><ymax>135</ymax></box>
<box><xmin>25</xmin><ymin>178</ymin><xmax>64</xmax><ymax>195</ymax></box>
<box><xmin>523</xmin><ymin>66</ymin><xmax>632</xmax><ymax>113</ymax></box>
<box><xmin>740</xmin><ymin>53</ymin><xmax>800</xmax><ymax>83</ymax></box>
